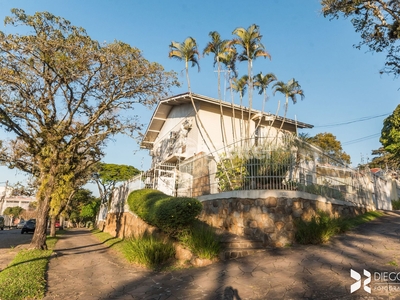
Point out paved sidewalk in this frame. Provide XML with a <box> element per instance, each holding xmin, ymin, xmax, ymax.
<box><xmin>43</xmin><ymin>211</ymin><xmax>400</xmax><ymax>300</ymax></box>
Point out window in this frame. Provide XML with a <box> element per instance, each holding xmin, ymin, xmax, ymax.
<box><xmin>306</xmin><ymin>174</ymin><xmax>313</xmax><ymax>185</ymax></box>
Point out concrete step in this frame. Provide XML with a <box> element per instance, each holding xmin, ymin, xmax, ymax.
<box><xmin>221</xmin><ymin>248</ymin><xmax>265</xmax><ymax>260</ymax></box>
<box><xmin>218</xmin><ymin>232</ymin><xmax>265</xmax><ymax>260</ymax></box>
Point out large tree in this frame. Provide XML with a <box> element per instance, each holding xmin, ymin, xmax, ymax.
<box><xmin>93</xmin><ymin>163</ymin><xmax>139</xmax><ymax>207</ymax></box>
<box><xmin>272</xmin><ymin>78</ymin><xmax>305</xmax><ymax>130</ymax></box>
<box><xmin>253</xmin><ymin>72</ymin><xmax>277</xmax><ymax>133</ymax></box>
<box><xmin>231</xmin><ymin>75</ymin><xmax>249</xmax><ymax>141</ymax></box>
<box><xmin>203</xmin><ymin>31</ymin><xmax>232</xmax><ymax>148</ymax></box>
<box><xmin>309</xmin><ymin>132</ymin><xmax>351</xmax><ymax>165</ymax></box>
<box><xmin>0</xmin><ymin>9</ymin><xmax>177</xmax><ymax>249</ymax></box>
<box><xmin>321</xmin><ymin>0</ymin><xmax>400</xmax><ymax>77</ymax></box>
<box><xmin>232</xmin><ymin>24</ymin><xmax>271</xmax><ymax>141</ymax></box>
<box><xmin>380</xmin><ymin>103</ymin><xmax>400</xmax><ymax>161</ymax></box>
<box><xmin>368</xmin><ymin>147</ymin><xmax>400</xmax><ymax>170</ymax></box>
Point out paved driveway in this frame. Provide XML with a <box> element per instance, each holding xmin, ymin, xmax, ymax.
<box><xmin>43</xmin><ymin>211</ymin><xmax>400</xmax><ymax>300</ymax></box>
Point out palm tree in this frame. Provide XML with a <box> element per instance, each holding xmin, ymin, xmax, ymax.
<box><xmin>231</xmin><ymin>75</ymin><xmax>248</xmax><ymax>142</ymax></box>
<box><xmin>203</xmin><ymin>31</ymin><xmax>232</xmax><ymax>149</ymax></box>
<box><xmin>203</xmin><ymin>31</ymin><xmax>231</xmax><ymax>101</ymax></box>
<box><xmin>232</xmin><ymin>24</ymin><xmax>271</xmax><ymax>141</ymax></box>
<box><xmin>272</xmin><ymin>78</ymin><xmax>305</xmax><ymax>130</ymax></box>
<box><xmin>220</xmin><ymin>44</ymin><xmax>238</xmax><ymax>144</ymax></box>
<box><xmin>253</xmin><ymin>72</ymin><xmax>277</xmax><ymax>136</ymax></box>
<box><xmin>169</xmin><ymin>37</ymin><xmax>217</xmax><ymax>152</ymax></box>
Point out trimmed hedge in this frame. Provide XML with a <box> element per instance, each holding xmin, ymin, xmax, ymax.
<box><xmin>127</xmin><ymin>189</ymin><xmax>203</xmax><ymax>234</ymax></box>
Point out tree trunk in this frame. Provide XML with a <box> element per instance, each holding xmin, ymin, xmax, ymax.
<box><xmin>30</xmin><ymin>197</ymin><xmax>50</xmax><ymax>250</ymax></box>
<box><xmin>59</xmin><ymin>215</ymin><xmax>64</xmax><ymax>230</ymax></box>
<box><xmin>49</xmin><ymin>216</ymin><xmax>56</xmax><ymax>237</ymax></box>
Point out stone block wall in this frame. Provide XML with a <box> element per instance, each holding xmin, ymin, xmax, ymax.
<box><xmin>198</xmin><ymin>190</ymin><xmax>372</xmax><ymax>247</ymax></box>
<box><xmin>98</xmin><ymin>211</ymin><xmax>159</xmax><ymax>239</ymax></box>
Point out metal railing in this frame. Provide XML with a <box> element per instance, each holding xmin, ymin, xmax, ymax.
<box><xmin>174</xmin><ymin>137</ymin><xmax>385</xmax><ymax>208</ymax></box>
<box><xmin>111</xmin><ymin>137</ymin><xmax>392</xmax><ymax>210</ymax></box>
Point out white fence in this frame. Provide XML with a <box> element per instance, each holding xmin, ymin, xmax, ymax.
<box><xmin>102</xmin><ymin>138</ymin><xmax>395</xmax><ymax>217</ymax></box>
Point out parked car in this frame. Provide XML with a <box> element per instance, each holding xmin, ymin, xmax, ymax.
<box><xmin>55</xmin><ymin>221</ymin><xmax>60</xmax><ymax>228</ymax></box>
<box><xmin>0</xmin><ymin>216</ymin><xmax>4</xmax><ymax>230</ymax></box>
<box><xmin>16</xmin><ymin>220</ymin><xmax>26</xmax><ymax>229</ymax></box>
<box><xmin>21</xmin><ymin>219</ymin><xmax>36</xmax><ymax>234</ymax></box>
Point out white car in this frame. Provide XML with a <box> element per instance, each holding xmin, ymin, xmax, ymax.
<box><xmin>16</xmin><ymin>220</ymin><xmax>26</xmax><ymax>229</ymax></box>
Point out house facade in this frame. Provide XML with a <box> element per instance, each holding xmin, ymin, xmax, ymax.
<box><xmin>141</xmin><ymin>92</ymin><xmax>313</xmax><ymax>167</ymax></box>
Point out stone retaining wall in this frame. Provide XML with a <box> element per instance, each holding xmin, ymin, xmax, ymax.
<box><xmin>97</xmin><ymin>212</ymin><xmax>214</xmax><ymax>266</ymax></box>
<box><xmin>98</xmin><ymin>211</ymin><xmax>159</xmax><ymax>239</ymax></box>
<box><xmin>198</xmin><ymin>190</ymin><xmax>373</xmax><ymax>247</ymax></box>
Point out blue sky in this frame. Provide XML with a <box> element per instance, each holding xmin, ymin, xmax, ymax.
<box><xmin>0</xmin><ymin>0</ymin><xmax>398</xmax><ymax>188</ymax></box>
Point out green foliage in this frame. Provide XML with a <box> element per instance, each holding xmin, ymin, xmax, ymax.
<box><xmin>122</xmin><ymin>232</ymin><xmax>175</xmax><ymax>269</ymax></box>
<box><xmin>127</xmin><ymin>189</ymin><xmax>202</xmax><ymax>234</ymax></box>
<box><xmin>92</xmin><ymin>229</ymin><xmax>175</xmax><ymax>270</ymax></box>
<box><xmin>3</xmin><ymin>206</ymin><xmax>25</xmax><ymax>218</ymax></box>
<box><xmin>216</xmin><ymin>148</ymin><xmax>294</xmax><ymax>191</ymax></box>
<box><xmin>80</xmin><ymin>198</ymin><xmax>101</xmax><ymax>220</ymax></box>
<box><xmin>368</xmin><ymin>148</ymin><xmax>400</xmax><ymax>170</ymax></box>
<box><xmin>246</xmin><ymin>150</ymin><xmax>293</xmax><ymax>187</ymax></box>
<box><xmin>177</xmin><ymin>220</ymin><xmax>221</xmax><ymax>259</ymax></box>
<box><xmin>295</xmin><ymin>211</ymin><xmax>341</xmax><ymax>244</ymax></box>
<box><xmin>381</xmin><ymin>104</ymin><xmax>400</xmax><ymax>162</ymax></box>
<box><xmin>216</xmin><ymin>152</ymin><xmax>247</xmax><ymax>191</ymax></box>
<box><xmin>0</xmin><ymin>236</ymin><xmax>58</xmax><ymax>300</ymax></box>
<box><xmin>321</xmin><ymin>1</ymin><xmax>400</xmax><ymax>77</ymax></box>
<box><xmin>309</xmin><ymin>132</ymin><xmax>351</xmax><ymax>165</ymax></box>
<box><xmin>96</xmin><ymin>163</ymin><xmax>140</xmax><ymax>183</ymax></box>
<box><xmin>392</xmin><ymin>199</ymin><xmax>400</xmax><ymax>210</ymax></box>
<box><xmin>0</xmin><ymin>9</ymin><xmax>177</xmax><ymax>249</ymax></box>
<box><xmin>295</xmin><ymin>210</ymin><xmax>383</xmax><ymax>244</ymax></box>
<box><xmin>67</xmin><ymin>188</ymin><xmax>99</xmax><ymax>224</ymax></box>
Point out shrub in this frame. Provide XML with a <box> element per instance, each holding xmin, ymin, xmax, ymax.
<box><xmin>92</xmin><ymin>229</ymin><xmax>175</xmax><ymax>270</ymax></box>
<box><xmin>127</xmin><ymin>189</ymin><xmax>202</xmax><ymax>234</ymax></box>
<box><xmin>216</xmin><ymin>151</ymin><xmax>247</xmax><ymax>191</ymax></box>
<box><xmin>295</xmin><ymin>211</ymin><xmax>383</xmax><ymax>244</ymax></box>
<box><xmin>177</xmin><ymin>220</ymin><xmax>221</xmax><ymax>259</ymax></box>
<box><xmin>392</xmin><ymin>199</ymin><xmax>400</xmax><ymax>210</ymax></box>
<box><xmin>246</xmin><ymin>150</ymin><xmax>294</xmax><ymax>188</ymax></box>
<box><xmin>295</xmin><ymin>211</ymin><xmax>340</xmax><ymax>244</ymax></box>
<box><xmin>122</xmin><ymin>232</ymin><xmax>175</xmax><ymax>269</ymax></box>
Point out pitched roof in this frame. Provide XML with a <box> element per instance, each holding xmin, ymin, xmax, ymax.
<box><xmin>141</xmin><ymin>92</ymin><xmax>313</xmax><ymax>149</ymax></box>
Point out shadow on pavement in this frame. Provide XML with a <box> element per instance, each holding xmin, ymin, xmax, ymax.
<box><xmin>43</xmin><ymin>211</ymin><xmax>400</xmax><ymax>300</ymax></box>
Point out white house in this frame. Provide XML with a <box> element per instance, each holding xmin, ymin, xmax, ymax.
<box><xmin>141</xmin><ymin>92</ymin><xmax>313</xmax><ymax>166</ymax></box>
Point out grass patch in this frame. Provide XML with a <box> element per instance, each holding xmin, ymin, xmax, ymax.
<box><xmin>388</xmin><ymin>260</ymin><xmax>398</xmax><ymax>267</ymax></box>
<box><xmin>92</xmin><ymin>230</ymin><xmax>175</xmax><ymax>270</ymax></box>
<box><xmin>295</xmin><ymin>210</ymin><xmax>383</xmax><ymax>245</ymax></box>
<box><xmin>392</xmin><ymin>199</ymin><xmax>400</xmax><ymax>210</ymax></box>
<box><xmin>122</xmin><ymin>233</ymin><xmax>175</xmax><ymax>269</ymax></box>
<box><xmin>0</xmin><ymin>236</ymin><xmax>59</xmax><ymax>300</ymax></box>
<box><xmin>177</xmin><ymin>221</ymin><xmax>221</xmax><ymax>260</ymax></box>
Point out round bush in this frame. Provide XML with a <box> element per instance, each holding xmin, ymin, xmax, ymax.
<box><xmin>127</xmin><ymin>189</ymin><xmax>202</xmax><ymax>234</ymax></box>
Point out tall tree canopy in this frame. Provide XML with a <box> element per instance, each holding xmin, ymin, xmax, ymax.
<box><xmin>368</xmin><ymin>147</ymin><xmax>400</xmax><ymax>170</ymax></box>
<box><xmin>380</xmin><ymin>104</ymin><xmax>400</xmax><ymax>161</ymax></box>
<box><xmin>321</xmin><ymin>0</ymin><xmax>400</xmax><ymax>77</ymax></box>
<box><xmin>3</xmin><ymin>206</ymin><xmax>25</xmax><ymax>219</ymax></box>
<box><xmin>94</xmin><ymin>163</ymin><xmax>140</xmax><ymax>205</ymax></box>
<box><xmin>0</xmin><ymin>9</ymin><xmax>177</xmax><ymax>249</ymax></box>
<box><xmin>309</xmin><ymin>132</ymin><xmax>351</xmax><ymax>165</ymax></box>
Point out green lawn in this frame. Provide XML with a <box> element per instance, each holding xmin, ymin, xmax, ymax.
<box><xmin>0</xmin><ymin>235</ymin><xmax>59</xmax><ymax>300</ymax></box>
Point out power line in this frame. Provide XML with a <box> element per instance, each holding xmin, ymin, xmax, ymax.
<box><xmin>314</xmin><ymin>113</ymin><xmax>390</xmax><ymax>128</ymax></box>
<box><xmin>342</xmin><ymin>133</ymin><xmax>381</xmax><ymax>146</ymax></box>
